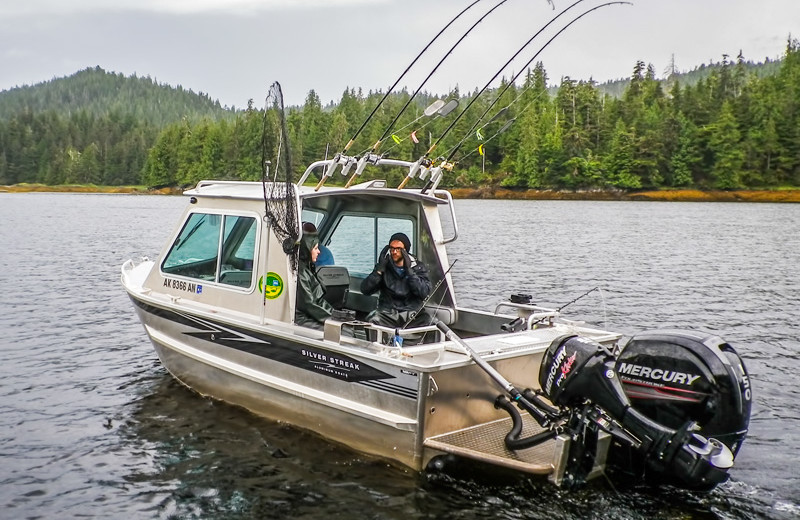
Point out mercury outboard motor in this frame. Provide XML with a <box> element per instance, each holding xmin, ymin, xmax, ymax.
<box><xmin>615</xmin><ymin>331</ymin><xmax>751</xmax><ymax>457</ymax></box>
<box><xmin>539</xmin><ymin>334</ymin><xmax>742</xmax><ymax>490</ymax></box>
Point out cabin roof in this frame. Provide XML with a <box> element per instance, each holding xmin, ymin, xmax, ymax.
<box><xmin>183</xmin><ymin>180</ymin><xmax>449</xmax><ymax>205</ymax></box>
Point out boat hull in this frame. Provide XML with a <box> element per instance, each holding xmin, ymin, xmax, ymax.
<box><xmin>129</xmin><ymin>294</ymin><xmax>428</xmax><ymax>468</ymax></box>
<box><xmin>125</xmin><ymin>290</ymin><xmax>581</xmax><ymax>473</ymax></box>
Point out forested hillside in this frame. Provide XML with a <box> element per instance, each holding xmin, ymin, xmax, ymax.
<box><xmin>594</xmin><ymin>52</ymin><xmax>784</xmax><ymax>98</ymax></box>
<box><xmin>2</xmin><ymin>42</ymin><xmax>799</xmax><ymax>190</ymax></box>
<box><xmin>0</xmin><ymin>66</ymin><xmax>231</xmax><ymax>124</ymax></box>
<box><xmin>0</xmin><ymin>67</ymin><xmax>232</xmax><ymax>185</ymax></box>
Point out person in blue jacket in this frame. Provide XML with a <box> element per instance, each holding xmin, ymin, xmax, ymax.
<box><xmin>302</xmin><ymin>222</ymin><xmax>334</xmax><ymax>267</ymax></box>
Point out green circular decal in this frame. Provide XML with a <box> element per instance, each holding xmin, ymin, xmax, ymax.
<box><xmin>259</xmin><ymin>272</ymin><xmax>284</xmax><ymax>299</ymax></box>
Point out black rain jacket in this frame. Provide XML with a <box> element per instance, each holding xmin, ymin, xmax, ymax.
<box><xmin>361</xmin><ymin>251</ymin><xmax>431</xmax><ymax>312</ymax></box>
<box><xmin>295</xmin><ymin>233</ymin><xmax>333</xmax><ymax>327</ymax></box>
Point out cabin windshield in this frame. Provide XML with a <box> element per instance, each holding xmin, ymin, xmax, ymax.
<box><xmin>300</xmin><ymin>193</ymin><xmax>454</xmax><ymax>313</ymax></box>
<box><xmin>161</xmin><ymin>212</ymin><xmax>257</xmax><ymax>288</ymax></box>
<box><xmin>326</xmin><ymin>214</ymin><xmax>414</xmax><ymax>278</ymax></box>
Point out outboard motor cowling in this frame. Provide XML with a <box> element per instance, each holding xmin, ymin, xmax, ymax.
<box><xmin>616</xmin><ymin>330</ymin><xmax>751</xmax><ymax>456</ymax></box>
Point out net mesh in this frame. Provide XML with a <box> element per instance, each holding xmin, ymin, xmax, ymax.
<box><xmin>261</xmin><ymin>82</ymin><xmax>300</xmax><ymax>272</ymax></box>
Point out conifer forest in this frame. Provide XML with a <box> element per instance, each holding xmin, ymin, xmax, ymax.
<box><xmin>1</xmin><ymin>38</ymin><xmax>798</xmax><ymax>192</ymax></box>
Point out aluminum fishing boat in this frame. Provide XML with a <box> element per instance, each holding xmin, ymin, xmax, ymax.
<box><xmin>122</xmin><ymin>157</ymin><xmax>751</xmax><ymax>490</ymax></box>
<box><xmin>123</xmin><ymin>0</ymin><xmax>751</xmax><ymax>487</ymax></box>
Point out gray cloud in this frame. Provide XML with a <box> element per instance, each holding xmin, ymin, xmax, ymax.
<box><xmin>1</xmin><ymin>0</ymin><xmax>797</xmax><ymax>108</ymax></box>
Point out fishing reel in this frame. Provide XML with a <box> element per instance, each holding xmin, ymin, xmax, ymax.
<box><xmin>537</xmin><ymin>334</ymin><xmax>740</xmax><ymax>490</ymax></box>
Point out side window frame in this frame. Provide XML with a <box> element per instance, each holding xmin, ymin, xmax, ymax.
<box><xmin>160</xmin><ymin>209</ymin><xmax>260</xmax><ymax>291</ymax></box>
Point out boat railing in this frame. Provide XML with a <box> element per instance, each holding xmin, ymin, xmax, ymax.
<box><xmin>323</xmin><ymin>316</ymin><xmax>444</xmax><ymax>350</ymax></box>
<box><xmin>367</xmin><ymin>322</ymin><xmax>444</xmax><ymax>346</ymax></box>
<box><xmin>494</xmin><ymin>301</ymin><xmax>560</xmax><ymax>329</ymax></box>
<box><xmin>432</xmin><ymin>189</ymin><xmax>458</xmax><ymax>244</ymax></box>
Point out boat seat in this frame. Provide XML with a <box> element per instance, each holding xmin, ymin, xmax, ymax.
<box><xmin>316</xmin><ymin>265</ymin><xmax>350</xmax><ymax>309</ymax></box>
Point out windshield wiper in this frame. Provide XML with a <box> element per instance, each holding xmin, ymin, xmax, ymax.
<box><xmin>176</xmin><ymin>216</ymin><xmax>206</xmax><ymax>250</ymax></box>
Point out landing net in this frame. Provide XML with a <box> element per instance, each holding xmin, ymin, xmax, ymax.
<box><xmin>261</xmin><ymin>82</ymin><xmax>300</xmax><ymax>271</ymax></box>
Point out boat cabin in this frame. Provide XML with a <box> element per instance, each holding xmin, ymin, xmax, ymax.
<box><xmin>148</xmin><ymin>178</ymin><xmax>517</xmax><ymax>344</ymax></box>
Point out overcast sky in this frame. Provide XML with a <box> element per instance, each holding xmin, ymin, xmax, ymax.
<box><xmin>1</xmin><ymin>0</ymin><xmax>797</xmax><ymax>108</ymax></box>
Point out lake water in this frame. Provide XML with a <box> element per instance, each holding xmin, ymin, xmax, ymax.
<box><xmin>1</xmin><ymin>193</ymin><xmax>798</xmax><ymax>519</ymax></box>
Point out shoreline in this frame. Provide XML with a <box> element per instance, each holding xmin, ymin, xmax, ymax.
<box><xmin>3</xmin><ymin>183</ymin><xmax>800</xmax><ymax>203</ymax></box>
<box><xmin>447</xmin><ymin>187</ymin><xmax>800</xmax><ymax>203</ymax></box>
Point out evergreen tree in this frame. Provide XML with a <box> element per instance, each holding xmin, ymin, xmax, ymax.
<box><xmin>669</xmin><ymin>113</ymin><xmax>702</xmax><ymax>187</ymax></box>
<box><xmin>707</xmin><ymin>101</ymin><xmax>744</xmax><ymax>188</ymax></box>
<box><xmin>603</xmin><ymin>119</ymin><xmax>642</xmax><ymax>189</ymax></box>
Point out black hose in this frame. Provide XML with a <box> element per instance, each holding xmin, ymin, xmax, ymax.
<box><xmin>495</xmin><ymin>396</ymin><xmax>559</xmax><ymax>450</ymax></box>
<box><xmin>522</xmin><ymin>388</ymin><xmax>560</xmax><ymax>417</ymax></box>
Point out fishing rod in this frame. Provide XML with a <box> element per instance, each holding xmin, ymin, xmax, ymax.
<box><xmin>442</xmin><ymin>2</ymin><xmax>632</xmax><ymax>168</ymax></box>
<box><xmin>529</xmin><ymin>286</ymin><xmax>600</xmax><ymax>327</ymax></box>
<box><xmin>329</xmin><ymin>0</ymin><xmax>559</xmax><ymax>191</ymax></box>
<box><xmin>395</xmin><ymin>0</ymin><xmax>589</xmax><ymax>190</ymax></box>
<box><xmin>369</xmin><ymin>0</ymin><xmax>518</xmax><ymax>155</ymax></box>
<box><xmin>414</xmin><ymin>0</ymin><xmax>631</xmax><ymax>192</ymax></box>
<box><xmin>392</xmin><ymin>0</ymin><xmax>591</xmax><ymax>192</ymax></box>
<box><xmin>341</xmin><ymin>0</ymin><xmax>486</xmax><ymax>155</ymax></box>
<box><xmin>313</xmin><ymin>0</ymin><xmax>486</xmax><ymax>191</ymax></box>
<box><xmin>401</xmin><ymin>259</ymin><xmax>458</xmax><ymax>330</ymax></box>
<box><xmin>336</xmin><ymin>0</ymin><xmax>526</xmax><ymax>191</ymax></box>
<box><xmin>423</xmin><ymin>0</ymin><xmax>589</xmax><ymax>160</ymax></box>
<box><xmin>341</xmin><ymin>99</ymin><xmax>459</xmax><ymax>189</ymax></box>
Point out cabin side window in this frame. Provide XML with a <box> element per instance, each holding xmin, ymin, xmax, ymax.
<box><xmin>161</xmin><ymin>212</ymin><xmax>257</xmax><ymax>289</ymax></box>
<box><xmin>219</xmin><ymin>215</ymin><xmax>257</xmax><ymax>287</ymax></box>
<box><xmin>327</xmin><ymin>214</ymin><xmax>414</xmax><ymax>277</ymax></box>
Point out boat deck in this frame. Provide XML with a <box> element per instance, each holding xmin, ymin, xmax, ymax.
<box><xmin>424</xmin><ymin>412</ymin><xmax>555</xmax><ymax>474</ymax></box>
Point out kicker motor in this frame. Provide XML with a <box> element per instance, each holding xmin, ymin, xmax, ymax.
<box><xmin>538</xmin><ymin>331</ymin><xmax>750</xmax><ymax>489</ymax></box>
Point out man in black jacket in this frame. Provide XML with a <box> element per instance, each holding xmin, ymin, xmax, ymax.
<box><xmin>360</xmin><ymin>232</ymin><xmax>432</xmax><ymax>340</ymax></box>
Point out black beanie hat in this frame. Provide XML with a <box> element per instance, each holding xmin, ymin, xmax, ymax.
<box><xmin>389</xmin><ymin>232</ymin><xmax>411</xmax><ymax>252</ymax></box>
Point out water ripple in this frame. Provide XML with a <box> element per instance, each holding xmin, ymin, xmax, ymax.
<box><xmin>1</xmin><ymin>194</ymin><xmax>798</xmax><ymax>519</ymax></box>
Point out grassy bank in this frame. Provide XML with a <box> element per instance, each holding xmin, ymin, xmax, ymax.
<box><xmin>3</xmin><ymin>183</ymin><xmax>800</xmax><ymax>202</ymax></box>
<box><xmin>0</xmin><ymin>183</ymin><xmax>181</xmax><ymax>195</ymax></box>
<box><xmin>448</xmin><ymin>187</ymin><xmax>800</xmax><ymax>203</ymax></box>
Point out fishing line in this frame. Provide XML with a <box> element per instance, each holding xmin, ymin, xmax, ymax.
<box><xmin>457</xmin><ymin>118</ymin><xmax>515</xmax><ymax>161</ymax></box>
<box><xmin>375</xmin><ymin>99</ymin><xmax>459</xmax><ymax>157</ymax></box>
<box><xmin>447</xmin><ymin>88</ymin><xmax>546</xmax><ymax>161</ymax></box>
<box><xmin>380</xmin><ymin>104</ymin><xmax>439</xmax><ymax>141</ymax></box>
<box><xmin>356</xmin><ymin>98</ymin><xmax>445</xmax><ymax>156</ymax></box>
